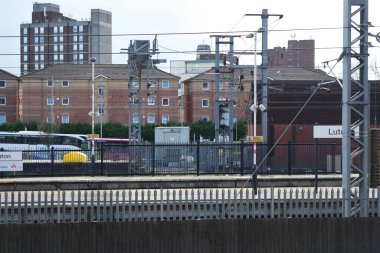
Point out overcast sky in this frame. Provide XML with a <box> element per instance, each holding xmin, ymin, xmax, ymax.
<box><xmin>1</xmin><ymin>0</ymin><xmax>380</xmax><ymax>77</ymax></box>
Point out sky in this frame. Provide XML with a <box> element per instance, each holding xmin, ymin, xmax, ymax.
<box><xmin>1</xmin><ymin>0</ymin><xmax>380</xmax><ymax>77</ymax></box>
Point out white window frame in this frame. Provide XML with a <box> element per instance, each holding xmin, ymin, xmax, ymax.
<box><xmin>47</xmin><ymin>96</ymin><xmax>54</xmax><ymax>105</ymax></box>
<box><xmin>147</xmin><ymin>97</ymin><xmax>155</xmax><ymax>105</ymax></box>
<box><xmin>147</xmin><ymin>115</ymin><xmax>155</xmax><ymax>124</ymax></box>
<box><xmin>133</xmin><ymin>115</ymin><xmax>140</xmax><ymax>124</ymax></box>
<box><xmin>0</xmin><ymin>80</ymin><xmax>6</xmax><ymax>88</ymax></box>
<box><xmin>202</xmin><ymin>99</ymin><xmax>209</xmax><ymax>108</ymax></box>
<box><xmin>0</xmin><ymin>97</ymin><xmax>6</xmax><ymax>105</ymax></box>
<box><xmin>98</xmin><ymin>104</ymin><xmax>105</xmax><ymax>114</ymax></box>
<box><xmin>62</xmin><ymin>80</ymin><xmax>69</xmax><ymax>87</ymax></box>
<box><xmin>202</xmin><ymin>82</ymin><xmax>209</xmax><ymax>90</ymax></box>
<box><xmin>162</xmin><ymin>98</ymin><xmax>169</xmax><ymax>106</ymax></box>
<box><xmin>47</xmin><ymin>79</ymin><xmax>54</xmax><ymax>87</ymax></box>
<box><xmin>61</xmin><ymin>97</ymin><xmax>69</xmax><ymax>105</ymax></box>
<box><xmin>61</xmin><ymin>114</ymin><xmax>69</xmax><ymax>124</ymax></box>
<box><xmin>162</xmin><ymin>80</ymin><xmax>169</xmax><ymax>89</ymax></box>
<box><xmin>0</xmin><ymin>114</ymin><xmax>6</xmax><ymax>124</ymax></box>
<box><xmin>162</xmin><ymin>115</ymin><xmax>169</xmax><ymax>124</ymax></box>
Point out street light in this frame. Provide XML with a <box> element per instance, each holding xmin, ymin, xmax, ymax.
<box><xmin>90</xmin><ymin>57</ymin><xmax>96</xmax><ymax>165</ymax></box>
<box><xmin>247</xmin><ymin>27</ymin><xmax>265</xmax><ymax>191</ymax></box>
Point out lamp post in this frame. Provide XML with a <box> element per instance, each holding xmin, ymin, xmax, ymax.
<box><xmin>90</xmin><ymin>57</ymin><xmax>96</xmax><ymax>165</ymax></box>
<box><xmin>247</xmin><ymin>27</ymin><xmax>265</xmax><ymax>192</ymax></box>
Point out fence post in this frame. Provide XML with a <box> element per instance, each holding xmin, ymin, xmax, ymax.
<box><xmin>240</xmin><ymin>140</ymin><xmax>244</xmax><ymax>175</ymax></box>
<box><xmin>152</xmin><ymin>142</ymin><xmax>155</xmax><ymax>176</ymax></box>
<box><xmin>50</xmin><ymin>147</ymin><xmax>55</xmax><ymax>176</ymax></box>
<box><xmin>314</xmin><ymin>139</ymin><xmax>319</xmax><ymax>193</ymax></box>
<box><xmin>197</xmin><ymin>140</ymin><xmax>200</xmax><ymax>176</ymax></box>
<box><xmin>100</xmin><ymin>141</ymin><xmax>104</xmax><ymax>176</ymax></box>
<box><xmin>287</xmin><ymin>141</ymin><xmax>292</xmax><ymax>175</ymax></box>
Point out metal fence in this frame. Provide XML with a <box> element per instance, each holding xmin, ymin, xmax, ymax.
<box><xmin>0</xmin><ymin>187</ymin><xmax>378</xmax><ymax>224</ymax></box>
<box><xmin>1</xmin><ymin>142</ymin><xmax>343</xmax><ymax>177</ymax></box>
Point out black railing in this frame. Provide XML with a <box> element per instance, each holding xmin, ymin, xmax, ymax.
<box><xmin>0</xmin><ymin>142</ymin><xmax>343</xmax><ymax>177</ymax></box>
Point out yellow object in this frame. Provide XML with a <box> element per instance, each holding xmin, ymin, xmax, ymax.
<box><xmin>87</xmin><ymin>134</ymin><xmax>99</xmax><ymax>139</ymax></box>
<box><xmin>63</xmin><ymin>152</ymin><xmax>88</xmax><ymax>163</ymax></box>
<box><xmin>246</xmin><ymin>136</ymin><xmax>264</xmax><ymax>142</ymax></box>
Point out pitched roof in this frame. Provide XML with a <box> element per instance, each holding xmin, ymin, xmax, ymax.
<box><xmin>183</xmin><ymin>66</ymin><xmax>335</xmax><ymax>83</ymax></box>
<box><xmin>0</xmin><ymin>69</ymin><xmax>18</xmax><ymax>80</ymax></box>
<box><xmin>21</xmin><ymin>64</ymin><xmax>180</xmax><ymax>80</ymax></box>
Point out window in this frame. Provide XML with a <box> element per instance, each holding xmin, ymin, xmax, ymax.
<box><xmin>60</xmin><ymin>54</ymin><xmax>63</xmax><ymax>63</ymax></box>
<box><xmin>202</xmin><ymin>82</ymin><xmax>209</xmax><ymax>90</ymax></box>
<box><xmin>73</xmin><ymin>36</ymin><xmax>77</xmax><ymax>42</ymax></box>
<box><xmin>47</xmin><ymin>96</ymin><xmax>54</xmax><ymax>105</ymax></box>
<box><xmin>34</xmin><ymin>55</ymin><xmax>39</xmax><ymax>62</ymax></box>
<box><xmin>23</xmin><ymin>36</ymin><xmax>28</xmax><ymax>44</ymax></box>
<box><xmin>98</xmin><ymin>104</ymin><xmax>105</xmax><ymax>114</ymax></box>
<box><xmin>23</xmin><ymin>46</ymin><xmax>28</xmax><ymax>53</ymax></box>
<box><xmin>79</xmin><ymin>35</ymin><xmax>83</xmax><ymax>42</ymax></box>
<box><xmin>218</xmin><ymin>82</ymin><xmax>224</xmax><ymax>90</ymax></box>
<box><xmin>73</xmin><ymin>44</ymin><xmax>77</xmax><ymax>52</ymax></box>
<box><xmin>40</xmin><ymin>27</ymin><xmax>44</xmax><ymax>34</ymax></box>
<box><xmin>98</xmin><ymin>87</ymin><xmax>105</xmax><ymax>96</ymax></box>
<box><xmin>62</xmin><ymin>80</ymin><xmax>69</xmax><ymax>87</ymax></box>
<box><xmin>133</xmin><ymin>98</ymin><xmax>139</xmax><ymax>105</ymax></box>
<box><xmin>47</xmin><ymin>79</ymin><xmax>54</xmax><ymax>87</ymax></box>
<box><xmin>23</xmin><ymin>55</ymin><xmax>28</xmax><ymax>62</ymax></box>
<box><xmin>59</xmin><ymin>26</ymin><xmax>64</xmax><ymax>33</ymax></box>
<box><xmin>34</xmin><ymin>45</ymin><xmax>39</xmax><ymax>53</ymax></box>
<box><xmin>79</xmin><ymin>25</ymin><xmax>83</xmax><ymax>33</ymax></box>
<box><xmin>202</xmin><ymin>99</ymin><xmax>209</xmax><ymax>108</ymax></box>
<box><xmin>162</xmin><ymin>115</ymin><xmax>169</xmax><ymax>124</ymax></box>
<box><xmin>0</xmin><ymin>97</ymin><xmax>5</xmax><ymax>105</ymax></box>
<box><xmin>162</xmin><ymin>80</ymin><xmax>169</xmax><ymax>88</ymax></box>
<box><xmin>23</xmin><ymin>28</ymin><xmax>28</xmax><ymax>35</ymax></box>
<box><xmin>59</xmin><ymin>45</ymin><xmax>63</xmax><ymax>52</ymax></box>
<box><xmin>147</xmin><ymin>97</ymin><xmax>155</xmax><ymax>105</ymax></box>
<box><xmin>201</xmin><ymin>117</ymin><xmax>209</xmax><ymax>122</ymax></box>
<box><xmin>40</xmin><ymin>45</ymin><xmax>44</xmax><ymax>52</ymax></box>
<box><xmin>54</xmin><ymin>26</ymin><xmax>58</xmax><ymax>34</ymax></box>
<box><xmin>147</xmin><ymin>115</ymin><xmax>155</xmax><ymax>124</ymax></box>
<box><xmin>54</xmin><ymin>54</ymin><xmax>58</xmax><ymax>62</ymax></box>
<box><xmin>0</xmin><ymin>80</ymin><xmax>6</xmax><ymax>88</ymax></box>
<box><xmin>0</xmin><ymin>114</ymin><xmax>6</xmax><ymax>124</ymax></box>
<box><xmin>62</xmin><ymin>97</ymin><xmax>69</xmax><ymax>105</ymax></box>
<box><xmin>59</xmin><ymin>36</ymin><xmax>63</xmax><ymax>43</ymax></box>
<box><xmin>61</xmin><ymin>114</ymin><xmax>69</xmax><ymax>124</ymax></box>
<box><xmin>54</xmin><ymin>36</ymin><xmax>58</xmax><ymax>43</ymax></box>
<box><xmin>40</xmin><ymin>63</ymin><xmax>44</xmax><ymax>69</ymax></box>
<box><xmin>73</xmin><ymin>26</ymin><xmax>78</xmax><ymax>33</ymax></box>
<box><xmin>133</xmin><ymin>115</ymin><xmax>139</xmax><ymax>124</ymax></box>
<box><xmin>162</xmin><ymin>98</ymin><xmax>169</xmax><ymax>106</ymax></box>
<box><xmin>40</xmin><ymin>54</ymin><xmax>44</xmax><ymax>62</ymax></box>
<box><xmin>40</xmin><ymin>36</ymin><xmax>44</xmax><ymax>43</ymax></box>
<box><xmin>34</xmin><ymin>27</ymin><xmax>39</xmax><ymax>34</ymax></box>
<box><xmin>79</xmin><ymin>44</ymin><xmax>83</xmax><ymax>51</ymax></box>
<box><xmin>132</xmin><ymin>80</ymin><xmax>140</xmax><ymax>87</ymax></box>
<box><xmin>34</xmin><ymin>36</ymin><xmax>39</xmax><ymax>44</ymax></box>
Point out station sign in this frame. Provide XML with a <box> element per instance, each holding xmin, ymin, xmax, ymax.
<box><xmin>0</xmin><ymin>151</ymin><xmax>23</xmax><ymax>171</ymax></box>
<box><xmin>313</xmin><ymin>125</ymin><xmax>359</xmax><ymax>139</ymax></box>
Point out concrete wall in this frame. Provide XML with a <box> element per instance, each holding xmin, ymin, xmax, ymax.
<box><xmin>0</xmin><ymin>218</ymin><xmax>379</xmax><ymax>253</ymax></box>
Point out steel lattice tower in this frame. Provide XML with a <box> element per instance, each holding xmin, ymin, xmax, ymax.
<box><xmin>342</xmin><ymin>0</ymin><xmax>370</xmax><ymax>217</ymax></box>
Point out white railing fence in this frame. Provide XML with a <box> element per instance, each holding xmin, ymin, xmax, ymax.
<box><xmin>0</xmin><ymin>187</ymin><xmax>379</xmax><ymax>224</ymax></box>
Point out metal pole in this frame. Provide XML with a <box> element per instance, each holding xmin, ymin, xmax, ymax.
<box><xmin>261</xmin><ymin>9</ymin><xmax>269</xmax><ymax>171</ymax></box>
<box><xmin>90</xmin><ymin>57</ymin><xmax>96</xmax><ymax>166</ymax></box>
<box><xmin>252</xmin><ymin>32</ymin><xmax>258</xmax><ymax>192</ymax></box>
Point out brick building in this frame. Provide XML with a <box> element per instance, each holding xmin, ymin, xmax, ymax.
<box><xmin>20</xmin><ymin>3</ymin><xmax>112</xmax><ymax>75</ymax></box>
<box><xmin>0</xmin><ymin>70</ymin><xmax>20</xmax><ymax>123</ymax></box>
<box><xmin>19</xmin><ymin>64</ymin><xmax>180</xmax><ymax>125</ymax></box>
<box><xmin>268</xmin><ymin>40</ymin><xmax>315</xmax><ymax>68</ymax></box>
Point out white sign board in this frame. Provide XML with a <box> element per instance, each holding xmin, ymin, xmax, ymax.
<box><xmin>0</xmin><ymin>152</ymin><xmax>23</xmax><ymax>171</ymax></box>
<box><xmin>313</xmin><ymin>125</ymin><xmax>359</xmax><ymax>139</ymax></box>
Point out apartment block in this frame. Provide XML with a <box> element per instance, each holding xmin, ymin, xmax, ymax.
<box><xmin>19</xmin><ymin>64</ymin><xmax>180</xmax><ymax>125</ymax></box>
<box><xmin>0</xmin><ymin>70</ymin><xmax>19</xmax><ymax>123</ymax></box>
<box><xmin>20</xmin><ymin>3</ymin><xmax>112</xmax><ymax>75</ymax></box>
